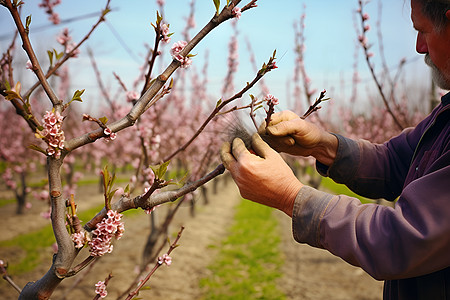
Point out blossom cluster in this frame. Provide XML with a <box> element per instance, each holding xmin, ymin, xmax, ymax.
<box><xmin>88</xmin><ymin>210</ymin><xmax>124</xmax><ymax>257</ymax></box>
<box><xmin>2</xmin><ymin>168</ymin><xmax>16</xmax><ymax>190</ymax></box>
<box><xmin>170</xmin><ymin>41</ymin><xmax>192</xmax><ymax>68</ymax></box>
<box><xmin>57</xmin><ymin>28</ymin><xmax>80</xmax><ymax>58</ymax></box>
<box><xmin>158</xmin><ymin>253</ymin><xmax>172</xmax><ymax>266</ymax></box>
<box><xmin>263</xmin><ymin>94</ymin><xmax>279</xmax><ymax>106</ymax></box>
<box><xmin>95</xmin><ymin>280</ymin><xmax>108</xmax><ymax>298</ymax></box>
<box><xmin>39</xmin><ymin>110</ymin><xmax>65</xmax><ymax>159</ymax></box>
<box><xmin>103</xmin><ymin>127</ymin><xmax>117</xmax><ymax>142</ymax></box>
<box><xmin>38</xmin><ymin>0</ymin><xmax>61</xmax><ymax>24</ymax></box>
<box><xmin>71</xmin><ymin>231</ymin><xmax>87</xmax><ymax>249</ymax></box>
<box><xmin>232</xmin><ymin>7</ymin><xmax>242</xmax><ymax>19</ymax></box>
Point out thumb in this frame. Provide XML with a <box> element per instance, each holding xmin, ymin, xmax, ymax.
<box><xmin>251</xmin><ymin>133</ymin><xmax>277</xmax><ymax>158</ymax></box>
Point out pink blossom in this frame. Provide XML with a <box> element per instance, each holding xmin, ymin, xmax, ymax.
<box><xmin>41</xmin><ymin>208</ymin><xmax>52</xmax><ymax>219</ymax></box>
<box><xmin>126</xmin><ymin>91</ymin><xmax>139</xmax><ymax>102</ymax></box>
<box><xmin>103</xmin><ymin>127</ymin><xmax>117</xmax><ymax>142</ymax></box>
<box><xmin>65</xmin><ymin>43</ymin><xmax>80</xmax><ymax>58</ymax></box>
<box><xmin>25</xmin><ymin>202</ymin><xmax>32</xmax><ymax>209</ymax></box>
<box><xmin>158</xmin><ymin>253</ymin><xmax>172</xmax><ymax>266</ymax></box>
<box><xmin>104</xmin><ymin>128</ymin><xmax>112</xmax><ymax>136</ymax></box>
<box><xmin>38</xmin><ymin>0</ymin><xmax>61</xmax><ymax>25</ymax></box>
<box><xmin>38</xmin><ymin>190</ymin><xmax>50</xmax><ymax>201</ymax></box>
<box><xmin>362</xmin><ymin>13</ymin><xmax>370</xmax><ymax>21</ymax></box>
<box><xmin>160</xmin><ymin>23</ymin><xmax>171</xmax><ymax>44</ymax></box>
<box><xmin>232</xmin><ymin>7</ymin><xmax>242</xmax><ymax>19</ymax></box>
<box><xmin>26</xmin><ymin>60</ymin><xmax>33</xmax><ymax>70</ymax></box>
<box><xmin>57</xmin><ymin>28</ymin><xmax>71</xmax><ymax>46</ymax></box>
<box><xmin>71</xmin><ymin>231</ymin><xmax>87</xmax><ymax>249</ymax></box>
<box><xmin>156</xmin><ymin>0</ymin><xmax>165</xmax><ymax>6</ymax></box>
<box><xmin>170</xmin><ymin>41</ymin><xmax>192</xmax><ymax>68</ymax></box>
<box><xmin>95</xmin><ymin>280</ymin><xmax>108</xmax><ymax>298</ymax></box>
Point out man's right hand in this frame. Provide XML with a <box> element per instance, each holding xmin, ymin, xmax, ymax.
<box><xmin>259</xmin><ymin>110</ymin><xmax>338</xmax><ymax>166</ymax></box>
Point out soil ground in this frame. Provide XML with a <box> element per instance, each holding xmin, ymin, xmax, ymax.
<box><xmin>0</xmin><ymin>177</ymin><xmax>383</xmax><ymax>299</ymax></box>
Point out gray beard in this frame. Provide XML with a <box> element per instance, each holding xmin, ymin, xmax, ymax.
<box><xmin>425</xmin><ymin>54</ymin><xmax>450</xmax><ymax>90</ymax></box>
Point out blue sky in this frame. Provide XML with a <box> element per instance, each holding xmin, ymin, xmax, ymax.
<box><xmin>0</xmin><ymin>0</ymin><xmax>429</xmax><ymax>112</ymax></box>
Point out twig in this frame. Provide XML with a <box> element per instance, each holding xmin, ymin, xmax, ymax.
<box><xmin>162</xmin><ymin>52</ymin><xmax>277</xmax><ymax>162</ymax></box>
<box><xmin>23</xmin><ymin>0</ymin><xmax>112</xmax><ymax>100</ymax></box>
<box><xmin>1</xmin><ymin>260</ymin><xmax>22</xmax><ymax>294</ymax></box>
<box><xmin>84</xmin><ymin>164</ymin><xmax>226</xmax><ymax>232</ymax></box>
<box><xmin>125</xmin><ymin>227</ymin><xmax>185</xmax><ymax>300</ymax></box>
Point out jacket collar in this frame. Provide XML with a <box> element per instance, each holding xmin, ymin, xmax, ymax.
<box><xmin>442</xmin><ymin>92</ymin><xmax>450</xmax><ymax>106</ymax></box>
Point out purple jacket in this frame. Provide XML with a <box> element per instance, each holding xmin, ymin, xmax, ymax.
<box><xmin>292</xmin><ymin>93</ymin><xmax>450</xmax><ymax>299</ymax></box>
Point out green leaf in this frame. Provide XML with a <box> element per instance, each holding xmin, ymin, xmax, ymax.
<box><xmin>71</xmin><ymin>89</ymin><xmax>85</xmax><ymax>102</ymax></box>
<box><xmin>4</xmin><ymin>90</ymin><xmax>21</xmax><ymax>101</ymax></box>
<box><xmin>47</xmin><ymin>50</ymin><xmax>54</xmax><ymax>66</ymax></box>
<box><xmin>215</xmin><ymin>98</ymin><xmax>222</xmax><ymax>108</ymax></box>
<box><xmin>4</xmin><ymin>79</ymin><xmax>11</xmax><ymax>90</ymax></box>
<box><xmin>158</xmin><ymin>160</ymin><xmax>170</xmax><ymax>178</ymax></box>
<box><xmin>28</xmin><ymin>144</ymin><xmax>47</xmax><ymax>155</ymax></box>
<box><xmin>156</xmin><ymin>10</ymin><xmax>163</xmax><ymax>23</ymax></box>
<box><xmin>213</xmin><ymin>0</ymin><xmax>220</xmax><ymax>15</ymax></box>
<box><xmin>25</xmin><ymin>15</ymin><xmax>31</xmax><ymax>31</ymax></box>
<box><xmin>99</xmin><ymin>116</ymin><xmax>108</xmax><ymax>125</ymax></box>
<box><xmin>108</xmin><ymin>189</ymin><xmax>118</xmax><ymax>201</ymax></box>
<box><xmin>54</xmin><ymin>49</ymin><xmax>64</xmax><ymax>60</ymax></box>
<box><xmin>150</xmin><ymin>160</ymin><xmax>171</xmax><ymax>180</ymax></box>
<box><xmin>102</xmin><ymin>165</ymin><xmax>110</xmax><ymax>184</ymax></box>
<box><xmin>123</xmin><ymin>184</ymin><xmax>130</xmax><ymax>195</ymax></box>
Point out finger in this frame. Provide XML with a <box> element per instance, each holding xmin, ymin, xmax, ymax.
<box><xmin>220</xmin><ymin>142</ymin><xmax>236</xmax><ymax>170</ymax></box>
<box><xmin>231</xmin><ymin>138</ymin><xmax>251</xmax><ymax>161</ymax></box>
<box><xmin>251</xmin><ymin>133</ymin><xmax>276</xmax><ymax>158</ymax></box>
<box><xmin>266</xmin><ymin>118</ymin><xmax>302</xmax><ymax>137</ymax></box>
<box><xmin>261</xmin><ymin>134</ymin><xmax>295</xmax><ymax>149</ymax></box>
<box><xmin>268</xmin><ymin>111</ymin><xmax>299</xmax><ymax>126</ymax></box>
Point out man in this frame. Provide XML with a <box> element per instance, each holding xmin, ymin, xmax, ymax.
<box><xmin>220</xmin><ymin>0</ymin><xmax>450</xmax><ymax>299</ymax></box>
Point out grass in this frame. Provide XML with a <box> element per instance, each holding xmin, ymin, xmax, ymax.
<box><xmin>199</xmin><ymin>199</ymin><xmax>286</xmax><ymax>300</ymax></box>
<box><xmin>320</xmin><ymin>176</ymin><xmax>375</xmax><ymax>204</ymax></box>
<box><xmin>0</xmin><ymin>203</ymin><xmax>105</xmax><ymax>275</ymax></box>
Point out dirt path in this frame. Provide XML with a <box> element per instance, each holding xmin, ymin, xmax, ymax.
<box><xmin>0</xmin><ymin>177</ymin><xmax>383</xmax><ymax>299</ymax></box>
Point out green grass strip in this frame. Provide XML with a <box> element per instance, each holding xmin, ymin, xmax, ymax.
<box><xmin>320</xmin><ymin>176</ymin><xmax>375</xmax><ymax>204</ymax></box>
<box><xmin>199</xmin><ymin>199</ymin><xmax>286</xmax><ymax>300</ymax></box>
<box><xmin>0</xmin><ymin>204</ymin><xmax>107</xmax><ymax>275</ymax></box>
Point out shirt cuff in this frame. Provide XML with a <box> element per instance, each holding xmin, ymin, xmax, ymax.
<box><xmin>316</xmin><ymin>134</ymin><xmax>360</xmax><ymax>184</ymax></box>
<box><xmin>292</xmin><ymin>186</ymin><xmax>334</xmax><ymax>248</ymax></box>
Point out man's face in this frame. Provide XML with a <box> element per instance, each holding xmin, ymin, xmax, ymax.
<box><xmin>412</xmin><ymin>0</ymin><xmax>450</xmax><ymax>90</ymax></box>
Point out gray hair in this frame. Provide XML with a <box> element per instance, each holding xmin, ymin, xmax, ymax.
<box><xmin>415</xmin><ymin>0</ymin><xmax>450</xmax><ymax>31</ymax></box>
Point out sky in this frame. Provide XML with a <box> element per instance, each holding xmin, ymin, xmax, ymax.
<box><xmin>0</xmin><ymin>0</ymin><xmax>430</xmax><ymax>113</ymax></box>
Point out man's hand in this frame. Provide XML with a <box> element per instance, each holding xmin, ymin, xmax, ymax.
<box><xmin>259</xmin><ymin>110</ymin><xmax>338</xmax><ymax>166</ymax></box>
<box><xmin>220</xmin><ymin>133</ymin><xmax>303</xmax><ymax>217</ymax></box>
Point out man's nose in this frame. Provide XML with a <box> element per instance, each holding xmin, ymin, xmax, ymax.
<box><xmin>416</xmin><ymin>32</ymin><xmax>428</xmax><ymax>54</ymax></box>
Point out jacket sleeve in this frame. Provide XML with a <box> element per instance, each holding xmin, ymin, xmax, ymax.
<box><xmin>317</xmin><ymin>131</ymin><xmax>418</xmax><ymax>201</ymax></box>
<box><xmin>293</xmin><ymin>138</ymin><xmax>450</xmax><ymax>280</ymax></box>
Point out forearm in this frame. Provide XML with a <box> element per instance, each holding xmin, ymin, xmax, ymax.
<box><xmin>316</xmin><ymin>134</ymin><xmax>412</xmax><ymax>201</ymax></box>
<box><xmin>292</xmin><ymin>172</ymin><xmax>450</xmax><ymax>280</ymax></box>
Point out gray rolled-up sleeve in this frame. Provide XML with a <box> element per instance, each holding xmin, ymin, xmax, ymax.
<box><xmin>292</xmin><ymin>186</ymin><xmax>334</xmax><ymax>248</ymax></box>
